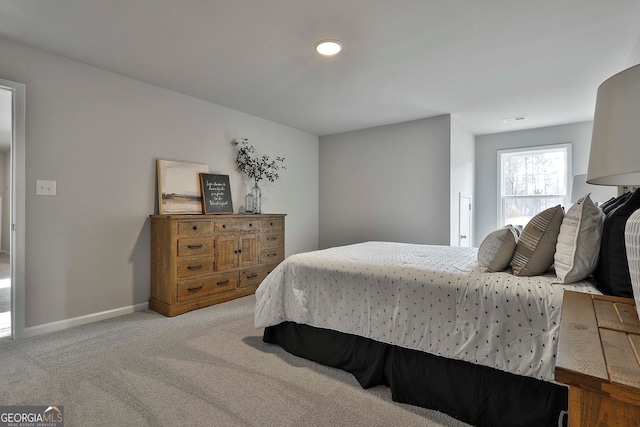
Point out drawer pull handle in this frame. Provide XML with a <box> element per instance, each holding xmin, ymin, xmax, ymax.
<box><xmin>193</xmin><ymin>225</ymin><xmax>199</xmax><ymax>231</ymax></box>
<box><xmin>188</xmin><ymin>285</ymin><xmax>204</xmax><ymax>292</ymax></box>
<box><xmin>187</xmin><ymin>265</ymin><xmax>203</xmax><ymax>271</ymax></box>
<box><xmin>222</xmin><ymin>224</ymin><xmax>227</xmax><ymax>228</ymax></box>
<box><xmin>217</xmin><ymin>280</ymin><xmax>230</xmax><ymax>286</ymax></box>
<box><xmin>249</xmin><ymin>223</ymin><xmax>253</xmax><ymax>227</ymax></box>
<box><xmin>267</xmin><ymin>253</ymin><xmax>277</xmax><ymax>257</ymax></box>
<box><xmin>267</xmin><ymin>237</ymin><xmax>277</xmax><ymax>241</ymax></box>
<box><xmin>270</xmin><ymin>222</ymin><xmax>274</xmax><ymax>226</ymax></box>
<box><xmin>234</xmin><ymin>249</ymin><xmax>243</xmax><ymax>254</ymax></box>
<box><xmin>188</xmin><ymin>244</ymin><xmax>203</xmax><ymax>249</ymax></box>
<box><xmin>246</xmin><ymin>273</ymin><xmax>258</xmax><ymax>279</ymax></box>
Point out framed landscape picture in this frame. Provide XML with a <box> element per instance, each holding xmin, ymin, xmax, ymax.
<box><xmin>157</xmin><ymin>159</ymin><xmax>209</xmax><ymax>214</ymax></box>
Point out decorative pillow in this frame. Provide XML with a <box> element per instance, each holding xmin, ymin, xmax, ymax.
<box><xmin>602</xmin><ymin>191</ymin><xmax>631</xmax><ymax>215</ymax></box>
<box><xmin>598</xmin><ymin>196</ymin><xmax>617</xmax><ymax>212</ymax></box>
<box><xmin>477</xmin><ymin>225</ymin><xmax>520</xmax><ymax>272</ymax></box>
<box><xmin>594</xmin><ymin>189</ymin><xmax>640</xmax><ymax>297</ymax></box>
<box><xmin>511</xmin><ymin>205</ymin><xmax>564</xmax><ymax>276</ymax></box>
<box><xmin>554</xmin><ymin>194</ymin><xmax>605</xmax><ymax>283</ymax></box>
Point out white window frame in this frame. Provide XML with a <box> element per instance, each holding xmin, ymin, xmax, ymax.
<box><xmin>497</xmin><ymin>143</ymin><xmax>572</xmax><ymax>228</ymax></box>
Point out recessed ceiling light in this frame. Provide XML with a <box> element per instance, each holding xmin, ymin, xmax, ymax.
<box><xmin>315</xmin><ymin>39</ymin><xmax>343</xmax><ymax>56</ymax></box>
<box><xmin>502</xmin><ymin>116</ymin><xmax>526</xmax><ymax>123</ymax></box>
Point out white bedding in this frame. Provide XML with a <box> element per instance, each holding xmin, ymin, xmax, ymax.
<box><xmin>255</xmin><ymin>241</ymin><xmax>601</xmax><ymax>382</ymax></box>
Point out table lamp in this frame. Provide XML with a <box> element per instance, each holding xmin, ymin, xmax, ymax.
<box><xmin>586</xmin><ymin>63</ymin><xmax>640</xmax><ymax>315</ymax></box>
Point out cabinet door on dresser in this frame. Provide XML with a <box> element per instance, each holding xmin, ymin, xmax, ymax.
<box><xmin>238</xmin><ymin>233</ymin><xmax>259</xmax><ymax>267</ymax></box>
<box><xmin>213</xmin><ymin>234</ymin><xmax>259</xmax><ymax>270</ymax></box>
<box><xmin>213</xmin><ymin>227</ymin><xmax>260</xmax><ymax>271</ymax></box>
<box><xmin>214</xmin><ymin>234</ymin><xmax>239</xmax><ymax>271</ymax></box>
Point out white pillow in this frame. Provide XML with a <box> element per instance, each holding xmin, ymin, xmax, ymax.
<box><xmin>478</xmin><ymin>225</ymin><xmax>520</xmax><ymax>272</ymax></box>
<box><xmin>554</xmin><ymin>194</ymin><xmax>605</xmax><ymax>283</ymax></box>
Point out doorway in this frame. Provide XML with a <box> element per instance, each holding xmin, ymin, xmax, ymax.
<box><xmin>0</xmin><ymin>78</ymin><xmax>25</xmax><ymax>340</ymax></box>
<box><xmin>0</xmin><ymin>87</ymin><xmax>11</xmax><ymax>337</ymax></box>
<box><xmin>459</xmin><ymin>193</ymin><xmax>472</xmax><ymax>247</ymax></box>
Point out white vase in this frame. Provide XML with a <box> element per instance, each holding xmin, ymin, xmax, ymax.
<box><xmin>624</xmin><ymin>207</ymin><xmax>640</xmax><ymax>317</ymax></box>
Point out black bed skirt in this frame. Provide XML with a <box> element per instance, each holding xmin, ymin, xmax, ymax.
<box><xmin>263</xmin><ymin>322</ymin><xmax>567</xmax><ymax>427</ymax></box>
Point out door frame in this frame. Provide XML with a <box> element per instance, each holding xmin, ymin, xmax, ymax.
<box><xmin>0</xmin><ymin>78</ymin><xmax>26</xmax><ymax>340</ymax></box>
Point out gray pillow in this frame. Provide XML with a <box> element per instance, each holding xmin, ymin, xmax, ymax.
<box><xmin>478</xmin><ymin>225</ymin><xmax>519</xmax><ymax>272</ymax></box>
<box><xmin>554</xmin><ymin>194</ymin><xmax>604</xmax><ymax>283</ymax></box>
<box><xmin>511</xmin><ymin>205</ymin><xmax>564</xmax><ymax>276</ymax></box>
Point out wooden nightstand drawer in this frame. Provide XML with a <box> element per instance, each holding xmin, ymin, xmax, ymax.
<box><xmin>177</xmin><ymin>257</ymin><xmax>213</xmax><ymax>278</ymax></box>
<box><xmin>177</xmin><ymin>221</ymin><xmax>212</xmax><ymax>236</ymax></box>
<box><xmin>177</xmin><ymin>238</ymin><xmax>212</xmax><ymax>257</ymax></box>
<box><xmin>177</xmin><ymin>274</ymin><xmax>238</xmax><ymax>301</ymax></box>
<box><xmin>555</xmin><ymin>291</ymin><xmax>640</xmax><ymax>426</ymax></box>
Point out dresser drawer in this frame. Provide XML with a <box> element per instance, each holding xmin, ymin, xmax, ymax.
<box><xmin>240</xmin><ymin>219</ymin><xmax>261</xmax><ymax>232</ymax></box>
<box><xmin>177</xmin><ymin>238</ymin><xmax>212</xmax><ymax>257</ymax></box>
<box><xmin>177</xmin><ymin>221</ymin><xmax>212</xmax><ymax>236</ymax></box>
<box><xmin>261</xmin><ymin>247</ymin><xmax>284</xmax><ymax>266</ymax></box>
<box><xmin>261</xmin><ymin>218</ymin><xmax>284</xmax><ymax>232</ymax></box>
<box><xmin>214</xmin><ymin>219</ymin><xmax>240</xmax><ymax>232</ymax></box>
<box><xmin>239</xmin><ymin>266</ymin><xmax>269</xmax><ymax>289</ymax></box>
<box><xmin>177</xmin><ymin>257</ymin><xmax>213</xmax><ymax>278</ymax></box>
<box><xmin>177</xmin><ymin>274</ymin><xmax>238</xmax><ymax>301</ymax></box>
<box><xmin>262</xmin><ymin>232</ymin><xmax>283</xmax><ymax>249</ymax></box>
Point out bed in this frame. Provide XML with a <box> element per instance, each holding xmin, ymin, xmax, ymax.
<box><xmin>255</xmin><ymin>241</ymin><xmax>602</xmax><ymax>426</ymax></box>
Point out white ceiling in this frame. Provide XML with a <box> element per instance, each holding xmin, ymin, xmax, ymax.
<box><xmin>0</xmin><ymin>0</ymin><xmax>639</xmax><ymax>137</ymax></box>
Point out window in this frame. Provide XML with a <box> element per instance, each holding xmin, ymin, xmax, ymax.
<box><xmin>498</xmin><ymin>143</ymin><xmax>571</xmax><ymax>228</ymax></box>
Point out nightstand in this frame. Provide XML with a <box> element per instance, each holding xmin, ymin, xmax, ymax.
<box><xmin>555</xmin><ymin>290</ymin><xmax>640</xmax><ymax>426</ymax></box>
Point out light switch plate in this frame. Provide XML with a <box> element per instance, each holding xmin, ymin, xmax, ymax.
<box><xmin>36</xmin><ymin>180</ymin><xmax>56</xmax><ymax>196</ymax></box>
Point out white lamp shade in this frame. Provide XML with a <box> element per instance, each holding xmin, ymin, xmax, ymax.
<box><xmin>587</xmin><ymin>63</ymin><xmax>640</xmax><ymax>186</ymax></box>
<box><xmin>570</xmin><ymin>174</ymin><xmax>617</xmax><ymax>203</ymax></box>
<box><xmin>588</xmin><ymin>63</ymin><xmax>640</xmax><ymax>318</ymax></box>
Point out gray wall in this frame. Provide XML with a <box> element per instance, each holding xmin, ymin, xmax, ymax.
<box><xmin>319</xmin><ymin>115</ymin><xmax>451</xmax><ymax>249</ymax></box>
<box><xmin>0</xmin><ymin>38</ymin><xmax>319</xmax><ymax>329</ymax></box>
<box><xmin>474</xmin><ymin>121</ymin><xmax>594</xmax><ymax>246</ymax></box>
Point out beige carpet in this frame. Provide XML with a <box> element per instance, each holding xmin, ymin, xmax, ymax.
<box><xmin>0</xmin><ymin>295</ymin><xmax>470</xmax><ymax>427</ymax></box>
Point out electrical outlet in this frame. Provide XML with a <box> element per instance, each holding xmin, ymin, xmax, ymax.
<box><xmin>36</xmin><ymin>180</ymin><xmax>56</xmax><ymax>196</ymax></box>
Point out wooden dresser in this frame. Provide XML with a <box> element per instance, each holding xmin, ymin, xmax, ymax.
<box><xmin>555</xmin><ymin>290</ymin><xmax>640</xmax><ymax>426</ymax></box>
<box><xmin>149</xmin><ymin>213</ymin><xmax>285</xmax><ymax>316</ymax></box>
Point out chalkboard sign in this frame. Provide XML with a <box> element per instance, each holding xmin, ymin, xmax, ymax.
<box><xmin>199</xmin><ymin>173</ymin><xmax>233</xmax><ymax>214</ymax></box>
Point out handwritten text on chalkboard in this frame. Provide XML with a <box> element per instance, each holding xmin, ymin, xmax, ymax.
<box><xmin>199</xmin><ymin>174</ymin><xmax>233</xmax><ymax>214</ymax></box>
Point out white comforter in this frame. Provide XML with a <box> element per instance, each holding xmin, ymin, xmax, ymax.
<box><xmin>255</xmin><ymin>241</ymin><xmax>601</xmax><ymax>382</ymax></box>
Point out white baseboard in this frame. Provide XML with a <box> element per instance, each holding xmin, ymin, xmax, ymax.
<box><xmin>22</xmin><ymin>302</ymin><xmax>149</xmax><ymax>338</ymax></box>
